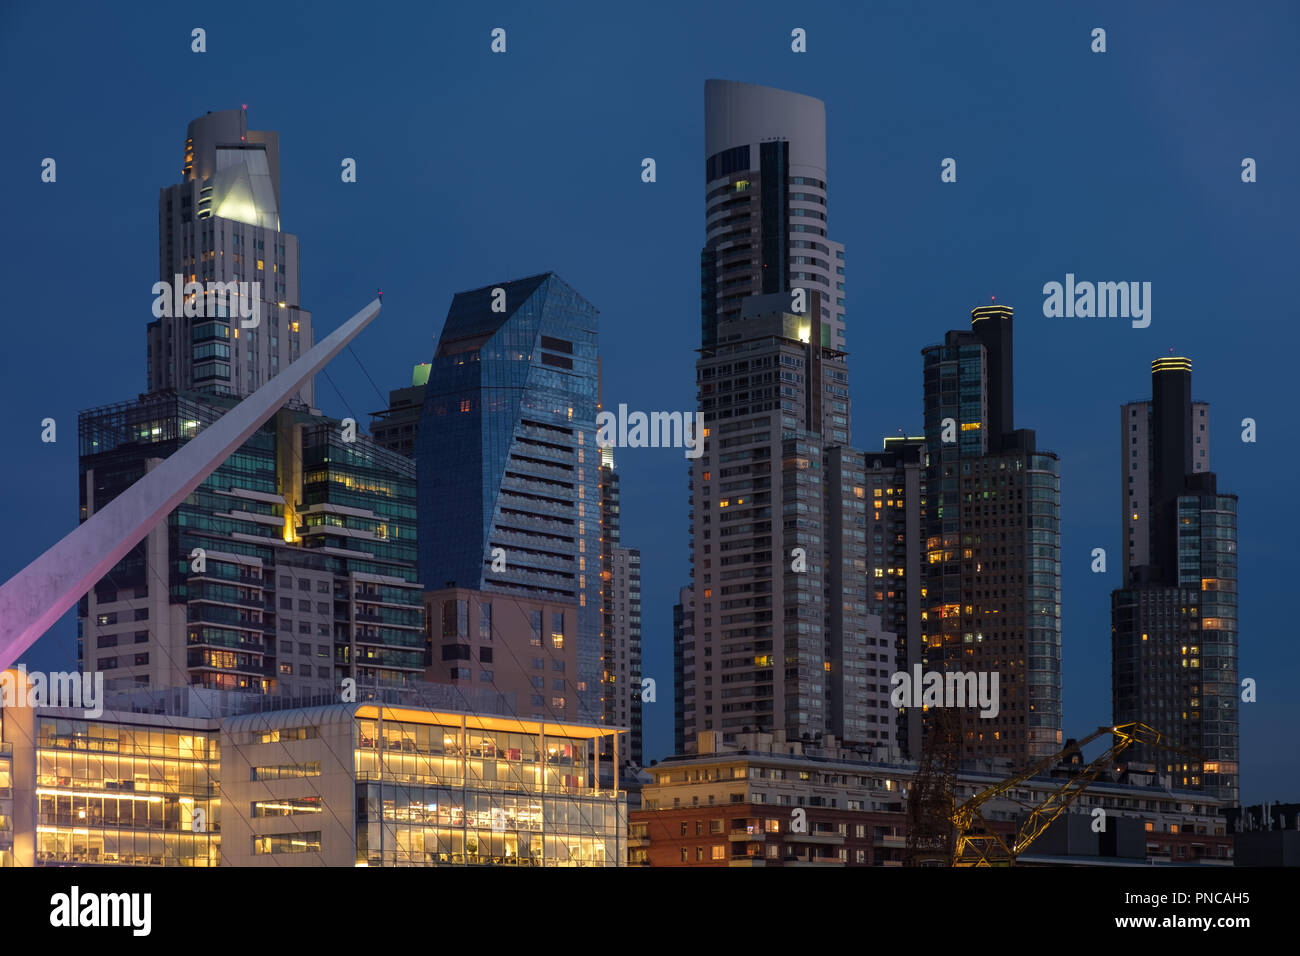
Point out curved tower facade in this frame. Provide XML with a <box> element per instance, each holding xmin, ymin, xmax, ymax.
<box><xmin>701</xmin><ymin>80</ymin><xmax>846</xmax><ymax>353</ymax></box>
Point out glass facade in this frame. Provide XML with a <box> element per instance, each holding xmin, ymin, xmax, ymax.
<box><xmin>1113</xmin><ymin>493</ymin><xmax>1238</xmax><ymax>801</ymax></box>
<box><xmin>33</xmin><ymin>717</ymin><xmax>220</xmax><ymax>866</ymax></box>
<box><xmin>921</xmin><ymin>313</ymin><xmax>1062</xmax><ymax>761</ymax></box>
<box><xmin>77</xmin><ymin>392</ymin><xmax>423</xmax><ymax>697</ymax></box>
<box><xmin>354</xmin><ymin>714</ymin><xmax>624</xmax><ymax>866</ymax></box>
<box><xmin>300</xmin><ymin>425</ymin><xmax>425</xmax><ymax>685</ymax></box>
<box><xmin>417</xmin><ymin>274</ymin><xmax>601</xmax><ymax>721</ymax></box>
<box><xmin>1024</xmin><ymin>454</ymin><xmax>1062</xmax><ymax>752</ymax></box>
<box><xmin>1111</xmin><ymin>361</ymin><xmax>1238</xmax><ymax>803</ymax></box>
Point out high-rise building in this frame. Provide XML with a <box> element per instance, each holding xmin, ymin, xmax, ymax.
<box><xmin>599</xmin><ymin>446</ymin><xmax>620</xmax><ymax>746</ymax></box>
<box><xmin>1111</xmin><ymin>357</ymin><xmax>1238</xmax><ymax>802</ymax></box>
<box><xmin>597</xmin><ymin>444</ymin><xmax>643</xmax><ymax>766</ymax></box>
<box><xmin>688</xmin><ymin>292</ymin><xmax>887</xmax><ymax>750</ymax></box>
<box><xmin>610</xmin><ymin>546</ymin><xmax>643</xmax><ymax>765</ymax></box>
<box><xmin>415</xmin><ymin>273</ymin><xmax>602</xmax><ymax>723</ymax></box>
<box><xmin>77</xmin><ymin>392</ymin><xmax>425</xmax><ymax>698</ymax></box>
<box><xmin>857</xmin><ymin>436</ymin><xmax>926</xmax><ymax>758</ymax></box>
<box><xmin>370</xmin><ymin>363</ymin><xmax>431</xmax><ymax>457</ymax></box>
<box><xmin>686</xmin><ymin>81</ymin><xmax>888</xmax><ymax>754</ymax></box>
<box><xmin>147</xmin><ymin>109</ymin><xmax>314</xmax><ymax>406</ymax></box>
<box><xmin>826</xmin><ymin>447</ymin><xmax>898</xmax><ymax>753</ymax></box>
<box><xmin>701</xmin><ymin>80</ymin><xmax>847</xmax><ymax>357</ymax></box>
<box><xmin>920</xmin><ymin>304</ymin><xmax>1062</xmax><ymax>764</ymax></box>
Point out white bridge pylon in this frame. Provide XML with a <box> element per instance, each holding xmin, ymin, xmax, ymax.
<box><xmin>0</xmin><ymin>298</ymin><xmax>382</xmax><ymax>672</ymax></box>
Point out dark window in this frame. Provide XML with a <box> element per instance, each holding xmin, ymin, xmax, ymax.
<box><xmin>706</xmin><ymin>144</ymin><xmax>750</xmax><ymax>182</ymax></box>
<box><xmin>541</xmin><ymin>353</ymin><xmax>573</xmax><ymax>369</ymax></box>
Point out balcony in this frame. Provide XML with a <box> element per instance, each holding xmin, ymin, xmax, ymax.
<box><xmin>786</xmin><ymin>831</ymin><xmax>845</xmax><ymax>846</ymax></box>
<box><xmin>506</xmin><ymin>460</ymin><xmax>573</xmax><ymax>483</ymax></box>
<box><xmin>515</xmin><ymin>424</ymin><xmax>575</xmax><ymax>451</ymax></box>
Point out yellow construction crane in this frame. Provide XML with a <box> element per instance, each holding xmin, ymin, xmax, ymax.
<box><xmin>951</xmin><ymin>722</ymin><xmax>1190</xmax><ymax>866</ymax></box>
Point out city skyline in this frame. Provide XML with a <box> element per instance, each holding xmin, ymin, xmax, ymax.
<box><xmin>2</xmin><ymin>1</ymin><xmax>1295</xmax><ymax>805</ymax></box>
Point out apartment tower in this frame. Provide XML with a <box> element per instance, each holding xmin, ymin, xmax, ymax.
<box><xmin>1111</xmin><ymin>357</ymin><xmax>1238</xmax><ymax>802</ymax></box>
<box><xmin>920</xmin><ymin>304</ymin><xmax>1062</xmax><ymax>765</ymax></box>
<box><xmin>147</xmin><ymin>109</ymin><xmax>314</xmax><ymax>406</ymax></box>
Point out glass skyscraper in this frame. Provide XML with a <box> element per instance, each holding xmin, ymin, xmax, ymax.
<box><xmin>416</xmin><ymin>273</ymin><xmax>601</xmax><ymax>722</ymax></box>
<box><xmin>77</xmin><ymin>393</ymin><xmax>424</xmax><ymax>698</ymax></box>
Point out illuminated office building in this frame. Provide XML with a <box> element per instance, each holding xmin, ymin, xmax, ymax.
<box><xmin>77</xmin><ymin>392</ymin><xmax>424</xmax><ymax>699</ymax></box>
<box><xmin>224</xmin><ymin>703</ymin><xmax>626</xmax><ymax>866</ymax></box>
<box><xmin>0</xmin><ymin>673</ymin><xmax>221</xmax><ymax>867</ymax></box>
<box><xmin>0</xmin><ymin>675</ymin><xmax>626</xmax><ymax>867</ymax></box>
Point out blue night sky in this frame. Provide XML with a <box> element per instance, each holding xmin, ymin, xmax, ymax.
<box><xmin>1</xmin><ymin>1</ymin><xmax>1296</xmax><ymax>801</ymax></box>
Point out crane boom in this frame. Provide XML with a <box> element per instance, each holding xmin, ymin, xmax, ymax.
<box><xmin>952</xmin><ymin>722</ymin><xmax>1187</xmax><ymax>866</ymax></box>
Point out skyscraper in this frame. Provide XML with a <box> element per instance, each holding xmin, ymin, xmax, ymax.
<box><xmin>684</xmin><ymin>82</ymin><xmax>891</xmax><ymax>754</ymax></box>
<box><xmin>920</xmin><ymin>304</ymin><xmax>1062</xmax><ymax>764</ymax></box>
<box><xmin>688</xmin><ymin>291</ymin><xmax>892</xmax><ymax>750</ymax></box>
<box><xmin>370</xmin><ymin>363</ymin><xmax>431</xmax><ymax>457</ymax></box>
<box><xmin>610</xmin><ymin>546</ymin><xmax>643</xmax><ymax>765</ymax></box>
<box><xmin>826</xmin><ymin>446</ymin><xmax>899</xmax><ymax>751</ymax></box>
<box><xmin>147</xmin><ymin>109</ymin><xmax>314</xmax><ymax>406</ymax></box>
<box><xmin>862</xmin><ymin>436</ymin><xmax>926</xmax><ymax>759</ymax></box>
<box><xmin>415</xmin><ymin>273</ymin><xmax>602</xmax><ymax>722</ymax></box>
<box><xmin>700</xmin><ymin>80</ymin><xmax>847</xmax><ymax>363</ymax></box>
<box><xmin>1111</xmin><ymin>357</ymin><xmax>1238</xmax><ymax>802</ymax></box>
<box><xmin>77</xmin><ymin>393</ymin><xmax>424</xmax><ymax>698</ymax></box>
<box><xmin>599</xmin><ymin>438</ymin><xmax>643</xmax><ymax>767</ymax></box>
